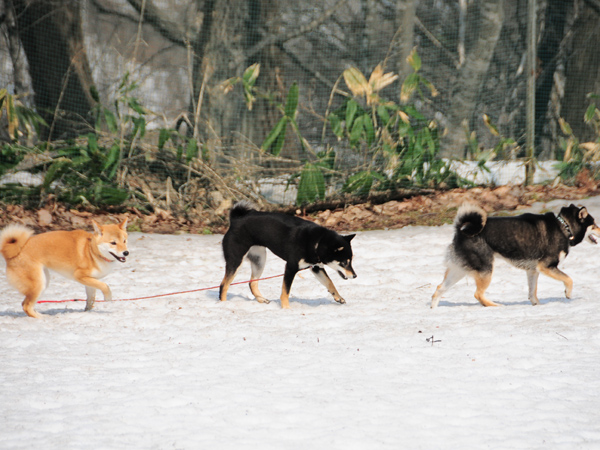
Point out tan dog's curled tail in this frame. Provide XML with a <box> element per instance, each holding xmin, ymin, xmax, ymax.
<box><xmin>0</xmin><ymin>225</ymin><xmax>34</xmax><ymax>260</ymax></box>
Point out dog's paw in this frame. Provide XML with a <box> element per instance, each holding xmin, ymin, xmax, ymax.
<box><xmin>336</xmin><ymin>297</ymin><xmax>346</xmax><ymax>304</ymax></box>
<box><xmin>256</xmin><ymin>296</ymin><xmax>270</xmax><ymax>304</ymax></box>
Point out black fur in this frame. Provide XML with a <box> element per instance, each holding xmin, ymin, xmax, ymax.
<box><xmin>432</xmin><ymin>203</ymin><xmax>599</xmax><ymax>307</ymax></box>
<box><xmin>219</xmin><ymin>202</ymin><xmax>357</xmax><ymax>307</ymax></box>
<box><xmin>454</xmin><ymin>205</ymin><xmax>593</xmax><ymax>272</ymax></box>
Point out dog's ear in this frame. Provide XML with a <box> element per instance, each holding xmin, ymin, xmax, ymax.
<box><xmin>344</xmin><ymin>234</ymin><xmax>355</xmax><ymax>242</ymax></box>
<box><xmin>119</xmin><ymin>218</ymin><xmax>128</xmax><ymax>231</ymax></box>
<box><xmin>579</xmin><ymin>207</ymin><xmax>589</xmax><ymax>220</ymax></box>
<box><xmin>92</xmin><ymin>220</ymin><xmax>102</xmax><ymax>236</ymax></box>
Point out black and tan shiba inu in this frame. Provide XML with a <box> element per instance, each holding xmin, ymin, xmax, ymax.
<box><xmin>431</xmin><ymin>203</ymin><xmax>600</xmax><ymax>308</ymax></box>
<box><xmin>219</xmin><ymin>202</ymin><xmax>357</xmax><ymax>308</ymax></box>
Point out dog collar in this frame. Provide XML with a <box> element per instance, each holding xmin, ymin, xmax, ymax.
<box><xmin>557</xmin><ymin>214</ymin><xmax>574</xmax><ymax>240</ymax></box>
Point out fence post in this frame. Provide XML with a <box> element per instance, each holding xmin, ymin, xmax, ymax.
<box><xmin>525</xmin><ymin>0</ymin><xmax>536</xmax><ymax>185</ymax></box>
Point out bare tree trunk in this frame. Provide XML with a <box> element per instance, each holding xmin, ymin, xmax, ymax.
<box><xmin>395</xmin><ymin>0</ymin><xmax>418</xmax><ymax>86</ymax></box>
<box><xmin>10</xmin><ymin>0</ymin><xmax>96</xmax><ymax>140</ymax></box>
<box><xmin>361</xmin><ymin>0</ymin><xmax>378</xmax><ymax>73</ymax></box>
<box><xmin>458</xmin><ymin>0</ymin><xmax>467</xmax><ymax>67</ymax></box>
<box><xmin>535</xmin><ymin>0</ymin><xmax>569</xmax><ymax>153</ymax></box>
<box><xmin>197</xmin><ymin>0</ymin><xmax>281</xmax><ymax>153</ymax></box>
<box><xmin>442</xmin><ymin>0</ymin><xmax>505</xmax><ymax>158</ymax></box>
<box><xmin>1</xmin><ymin>1</ymin><xmax>29</xmax><ymax>99</ymax></box>
<box><xmin>563</xmin><ymin>2</ymin><xmax>600</xmax><ymax>143</ymax></box>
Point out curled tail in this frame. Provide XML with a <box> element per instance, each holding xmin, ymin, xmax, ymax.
<box><xmin>229</xmin><ymin>201</ymin><xmax>257</xmax><ymax>221</ymax></box>
<box><xmin>455</xmin><ymin>203</ymin><xmax>487</xmax><ymax>237</ymax></box>
<box><xmin>0</xmin><ymin>224</ymin><xmax>34</xmax><ymax>260</ymax></box>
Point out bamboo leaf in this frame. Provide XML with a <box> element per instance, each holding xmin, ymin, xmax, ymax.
<box><xmin>296</xmin><ymin>163</ymin><xmax>325</xmax><ymax>205</ymax></box>
<box><xmin>328</xmin><ymin>113</ymin><xmax>344</xmax><ymax>138</ymax></box>
<box><xmin>559</xmin><ymin>118</ymin><xmax>572</xmax><ymax>135</ymax></box>
<box><xmin>400</xmin><ymin>73</ymin><xmax>419</xmax><ymax>103</ymax></box>
<box><xmin>284</xmin><ymin>82</ymin><xmax>299</xmax><ymax>119</ymax></box>
<box><xmin>158</xmin><ymin>129</ymin><xmax>171</xmax><ymax>150</ymax></box>
<box><xmin>261</xmin><ymin>117</ymin><xmax>288</xmax><ymax>154</ymax></box>
<box><xmin>345</xmin><ymin>99</ymin><xmax>358</xmax><ymax>131</ymax></box>
<box><xmin>242</xmin><ymin>63</ymin><xmax>260</xmax><ymax>86</ymax></box>
<box><xmin>407</xmin><ymin>48</ymin><xmax>421</xmax><ymax>72</ymax></box>
<box><xmin>186</xmin><ymin>139</ymin><xmax>199</xmax><ymax>163</ymax></box>
<box><xmin>343</xmin><ymin>67</ymin><xmax>368</xmax><ymax>97</ymax></box>
<box><xmin>584</xmin><ymin>104</ymin><xmax>596</xmax><ymax>123</ymax></box>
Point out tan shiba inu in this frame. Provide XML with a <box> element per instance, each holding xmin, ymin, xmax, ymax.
<box><xmin>0</xmin><ymin>219</ymin><xmax>129</xmax><ymax>318</ymax></box>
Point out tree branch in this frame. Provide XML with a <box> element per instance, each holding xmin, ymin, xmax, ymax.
<box><xmin>88</xmin><ymin>0</ymin><xmax>190</xmax><ymax>47</ymax></box>
<box><xmin>124</xmin><ymin>0</ymin><xmax>189</xmax><ymax>46</ymax></box>
<box><xmin>231</xmin><ymin>0</ymin><xmax>348</xmax><ymax>68</ymax></box>
<box><xmin>415</xmin><ymin>16</ymin><xmax>460</xmax><ymax>69</ymax></box>
<box><xmin>584</xmin><ymin>0</ymin><xmax>600</xmax><ymax>15</ymax></box>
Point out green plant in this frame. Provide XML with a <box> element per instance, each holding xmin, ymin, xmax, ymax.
<box><xmin>556</xmin><ymin>95</ymin><xmax>600</xmax><ymax>182</ymax></box>
<box><xmin>0</xmin><ymin>89</ymin><xmax>47</xmax><ymax>143</ymax></box>
<box><xmin>330</xmin><ymin>54</ymin><xmax>461</xmax><ymax>195</ymax></box>
<box><xmin>158</xmin><ymin>128</ymin><xmax>204</xmax><ymax>164</ymax></box>
<box><xmin>33</xmin><ymin>73</ymin><xmax>153</xmax><ymax>206</ymax></box>
<box><xmin>231</xmin><ymin>53</ymin><xmax>466</xmax><ymax>205</ymax></box>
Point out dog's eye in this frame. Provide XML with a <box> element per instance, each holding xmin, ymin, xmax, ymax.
<box><xmin>111</xmin><ymin>241</ymin><xmax>116</xmax><ymax>245</ymax></box>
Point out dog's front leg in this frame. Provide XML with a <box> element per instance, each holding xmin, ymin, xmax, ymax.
<box><xmin>76</xmin><ymin>274</ymin><xmax>112</xmax><ymax>307</ymax></box>
<box><xmin>526</xmin><ymin>269</ymin><xmax>540</xmax><ymax>305</ymax></box>
<box><xmin>280</xmin><ymin>264</ymin><xmax>298</xmax><ymax>309</ymax></box>
<box><xmin>85</xmin><ymin>286</ymin><xmax>97</xmax><ymax>311</ymax></box>
<box><xmin>538</xmin><ymin>264</ymin><xmax>573</xmax><ymax>299</ymax></box>
<box><xmin>311</xmin><ymin>266</ymin><xmax>345</xmax><ymax>304</ymax></box>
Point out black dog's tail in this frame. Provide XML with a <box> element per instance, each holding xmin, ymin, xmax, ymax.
<box><xmin>454</xmin><ymin>203</ymin><xmax>487</xmax><ymax>237</ymax></box>
<box><xmin>229</xmin><ymin>201</ymin><xmax>257</xmax><ymax>221</ymax></box>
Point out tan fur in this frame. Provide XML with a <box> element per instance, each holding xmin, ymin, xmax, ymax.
<box><xmin>0</xmin><ymin>219</ymin><xmax>129</xmax><ymax>318</ymax></box>
<box><xmin>473</xmin><ymin>272</ymin><xmax>500</xmax><ymax>307</ymax></box>
<box><xmin>280</xmin><ymin>285</ymin><xmax>291</xmax><ymax>309</ymax></box>
<box><xmin>219</xmin><ymin>273</ymin><xmax>236</xmax><ymax>302</ymax></box>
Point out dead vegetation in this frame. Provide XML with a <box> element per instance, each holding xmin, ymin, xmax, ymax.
<box><xmin>2</xmin><ymin>171</ymin><xmax>599</xmax><ymax>235</ymax></box>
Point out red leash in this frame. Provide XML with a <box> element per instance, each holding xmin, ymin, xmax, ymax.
<box><xmin>37</xmin><ymin>272</ymin><xmax>290</xmax><ymax>304</ymax></box>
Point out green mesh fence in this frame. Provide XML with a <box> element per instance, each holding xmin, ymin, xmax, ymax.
<box><xmin>1</xmin><ymin>0</ymin><xmax>599</xmax><ymax>209</ymax></box>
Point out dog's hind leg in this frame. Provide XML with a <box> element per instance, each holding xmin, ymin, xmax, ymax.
<box><xmin>247</xmin><ymin>246</ymin><xmax>269</xmax><ymax>304</ymax></box>
<box><xmin>280</xmin><ymin>263</ymin><xmax>298</xmax><ymax>309</ymax></box>
<box><xmin>526</xmin><ymin>269</ymin><xmax>540</xmax><ymax>305</ymax></box>
<box><xmin>431</xmin><ymin>265</ymin><xmax>466</xmax><ymax>308</ymax></box>
<box><xmin>538</xmin><ymin>264</ymin><xmax>573</xmax><ymax>299</ymax></box>
<box><xmin>311</xmin><ymin>266</ymin><xmax>345</xmax><ymax>304</ymax></box>
<box><xmin>219</xmin><ymin>264</ymin><xmax>241</xmax><ymax>302</ymax></box>
<box><xmin>19</xmin><ymin>266</ymin><xmax>45</xmax><ymax>319</ymax></box>
<box><xmin>473</xmin><ymin>271</ymin><xmax>500</xmax><ymax>307</ymax></box>
<box><xmin>219</xmin><ymin>254</ymin><xmax>244</xmax><ymax>302</ymax></box>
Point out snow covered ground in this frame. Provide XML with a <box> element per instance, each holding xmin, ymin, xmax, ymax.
<box><xmin>2</xmin><ymin>197</ymin><xmax>600</xmax><ymax>449</ymax></box>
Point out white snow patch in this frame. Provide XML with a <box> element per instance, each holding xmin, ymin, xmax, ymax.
<box><xmin>1</xmin><ymin>198</ymin><xmax>600</xmax><ymax>449</ymax></box>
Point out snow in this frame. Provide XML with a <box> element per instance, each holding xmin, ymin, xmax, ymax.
<box><xmin>2</xmin><ymin>198</ymin><xmax>600</xmax><ymax>449</ymax></box>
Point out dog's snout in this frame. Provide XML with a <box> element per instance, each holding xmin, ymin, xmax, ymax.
<box><xmin>123</xmin><ymin>250</ymin><xmax>129</xmax><ymax>256</ymax></box>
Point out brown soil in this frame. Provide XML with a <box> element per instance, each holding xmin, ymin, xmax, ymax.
<box><xmin>1</xmin><ymin>174</ymin><xmax>599</xmax><ymax>235</ymax></box>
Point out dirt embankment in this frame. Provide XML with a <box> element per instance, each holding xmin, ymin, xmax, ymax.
<box><xmin>1</xmin><ymin>179</ymin><xmax>599</xmax><ymax>235</ymax></box>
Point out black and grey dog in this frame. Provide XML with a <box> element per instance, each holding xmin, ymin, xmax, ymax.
<box><xmin>219</xmin><ymin>202</ymin><xmax>357</xmax><ymax>308</ymax></box>
<box><xmin>431</xmin><ymin>203</ymin><xmax>600</xmax><ymax>308</ymax></box>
